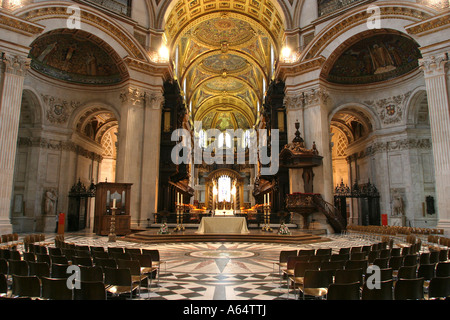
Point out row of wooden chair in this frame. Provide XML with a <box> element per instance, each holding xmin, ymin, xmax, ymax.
<box><xmin>285</xmin><ymin>259</ymin><xmax>450</xmax><ymax>300</ymax></box>
<box><xmin>0</xmin><ymin>273</ymin><xmax>107</xmax><ymax>300</ymax></box>
<box><xmin>347</xmin><ymin>225</ymin><xmax>445</xmax><ymax>236</ymax></box>
<box><xmin>0</xmin><ymin>234</ymin><xmax>20</xmax><ymax>249</ymax></box>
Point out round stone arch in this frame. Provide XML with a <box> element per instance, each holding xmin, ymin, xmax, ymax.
<box><xmin>15</xmin><ymin>2</ymin><xmax>149</xmax><ymax>64</ymax></box>
<box><xmin>21</xmin><ymin>86</ymin><xmax>44</xmax><ymax>127</ymax></box>
<box><xmin>405</xmin><ymin>87</ymin><xmax>429</xmax><ymax>126</ymax></box>
<box><xmin>299</xmin><ymin>1</ymin><xmax>438</xmax><ymax>63</ymax></box>
<box><xmin>69</xmin><ymin>101</ymin><xmax>121</xmax><ymax>136</ymax></box>
<box><xmin>328</xmin><ymin>102</ymin><xmax>381</xmax><ymax>134</ymax></box>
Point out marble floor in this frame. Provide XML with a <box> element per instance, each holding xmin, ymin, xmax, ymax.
<box><xmin>37</xmin><ymin>230</ymin><xmax>385</xmax><ymax>300</ymax></box>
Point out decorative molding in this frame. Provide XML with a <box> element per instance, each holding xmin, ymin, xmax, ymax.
<box><xmin>419</xmin><ymin>53</ymin><xmax>449</xmax><ymax>76</ymax></box>
<box><xmin>406</xmin><ymin>11</ymin><xmax>450</xmax><ymax>36</ymax></box>
<box><xmin>146</xmin><ymin>92</ymin><xmax>165</xmax><ymax>110</ymax></box>
<box><xmin>41</xmin><ymin>94</ymin><xmax>81</xmax><ymax>125</ymax></box>
<box><xmin>304</xmin><ymin>5</ymin><xmax>433</xmax><ymax>60</ymax></box>
<box><xmin>17</xmin><ymin>137</ymin><xmax>103</xmax><ymax>162</ymax></box>
<box><xmin>2</xmin><ymin>54</ymin><xmax>30</xmax><ymax>77</ymax></box>
<box><xmin>0</xmin><ymin>11</ymin><xmax>44</xmax><ymax>36</ymax></box>
<box><xmin>20</xmin><ymin>5</ymin><xmax>145</xmax><ymax>60</ymax></box>
<box><xmin>352</xmin><ymin>137</ymin><xmax>432</xmax><ymax>159</ymax></box>
<box><xmin>364</xmin><ymin>91</ymin><xmax>412</xmax><ymax>125</ymax></box>
<box><xmin>120</xmin><ymin>87</ymin><xmax>146</xmax><ymax>106</ymax></box>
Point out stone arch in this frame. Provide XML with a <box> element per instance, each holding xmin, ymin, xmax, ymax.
<box><xmin>405</xmin><ymin>87</ymin><xmax>429</xmax><ymax>126</ymax></box>
<box><xmin>21</xmin><ymin>87</ymin><xmax>44</xmax><ymax>127</ymax></box>
<box><xmin>300</xmin><ymin>2</ymin><xmax>437</xmax><ymax>63</ymax></box>
<box><xmin>329</xmin><ymin>102</ymin><xmax>381</xmax><ymax>133</ymax></box>
<box><xmin>16</xmin><ymin>2</ymin><xmax>149</xmax><ymax>64</ymax></box>
<box><xmin>69</xmin><ymin>101</ymin><xmax>120</xmax><ymax>136</ymax></box>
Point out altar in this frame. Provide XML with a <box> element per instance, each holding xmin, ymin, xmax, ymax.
<box><xmin>214</xmin><ymin>210</ymin><xmax>235</xmax><ymax>216</ymax></box>
<box><xmin>196</xmin><ymin>217</ymin><xmax>250</xmax><ymax>234</ymax></box>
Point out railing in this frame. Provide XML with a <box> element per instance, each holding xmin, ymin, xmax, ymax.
<box><xmin>312</xmin><ymin>194</ymin><xmax>346</xmax><ymax>233</ymax></box>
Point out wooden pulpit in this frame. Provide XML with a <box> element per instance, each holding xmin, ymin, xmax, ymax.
<box><xmin>93</xmin><ymin>182</ymin><xmax>132</xmax><ymax>236</ymax></box>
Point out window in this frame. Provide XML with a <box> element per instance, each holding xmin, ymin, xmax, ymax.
<box><xmin>218</xmin><ymin>132</ymin><xmax>232</xmax><ymax>149</ymax></box>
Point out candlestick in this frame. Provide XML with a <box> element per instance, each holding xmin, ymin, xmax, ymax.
<box><xmin>112</xmin><ymin>199</ymin><xmax>116</xmax><ymax>209</ymax></box>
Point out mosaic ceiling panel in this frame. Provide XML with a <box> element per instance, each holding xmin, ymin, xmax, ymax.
<box><xmin>29</xmin><ymin>31</ymin><xmax>125</xmax><ymax>85</ymax></box>
<box><xmin>327</xmin><ymin>34</ymin><xmax>422</xmax><ymax>85</ymax></box>
<box><xmin>165</xmin><ymin>0</ymin><xmax>283</xmax><ymax>132</ymax></box>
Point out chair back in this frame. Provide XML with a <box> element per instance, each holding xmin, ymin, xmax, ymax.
<box><xmin>12</xmin><ymin>275</ymin><xmax>41</xmax><ymax>298</ymax></box>
<box><xmin>8</xmin><ymin>260</ymin><xmax>29</xmax><ymax>276</ymax></box>
<box><xmin>79</xmin><ymin>265</ymin><xmax>104</xmax><ymax>282</ymax></box>
<box><xmin>41</xmin><ymin>277</ymin><xmax>73</xmax><ymax>300</ymax></box>
<box><xmin>327</xmin><ymin>282</ymin><xmax>360</xmax><ymax>300</ymax></box>
<box><xmin>73</xmin><ymin>280</ymin><xmax>107</xmax><ymax>300</ymax></box>
<box><xmin>51</xmin><ymin>263</ymin><xmax>70</xmax><ymax>279</ymax></box>
<box><xmin>428</xmin><ymin>276</ymin><xmax>450</xmax><ymax>300</ymax></box>
<box><xmin>362</xmin><ymin>279</ymin><xmax>393</xmax><ymax>300</ymax></box>
<box><xmin>394</xmin><ymin>278</ymin><xmax>424</xmax><ymax>300</ymax></box>
<box><xmin>397</xmin><ymin>265</ymin><xmax>417</xmax><ymax>279</ymax></box>
<box><xmin>335</xmin><ymin>268</ymin><xmax>363</xmax><ymax>286</ymax></box>
<box><xmin>436</xmin><ymin>262</ymin><xmax>450</xmax><ymax>277</ymax></box>
<box><xmin>417</xmin><ymin>264</ymin><xmax>436</xmax><ymax>280</ymax></box>
<box><xmin>28</xmin><ymin>261</ymin><xmax>50</xmax><ymax>278</ymax></box>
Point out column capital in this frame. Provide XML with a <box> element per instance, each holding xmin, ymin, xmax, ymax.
<box><xmin>119</xmin><ymin>87</ymin><xmax>146</xmax><ymax>106</ymax></box>
<box><xmin>145</xmin><ymin>91</ymin><xmax>165</xmax><ymax>110</ymax></box>
<box><xmin>1</xmin><ymin>53</ymin><xmax>30</xmax><ymax>77</ymax></box>
<box><xmin>419</xmin><ymin>52</ymin><xmax>449</xmax><ymax>77</ymax></box>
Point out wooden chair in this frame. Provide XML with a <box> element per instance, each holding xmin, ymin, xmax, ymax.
<box><xmin>107</xmin><ymin>247</ymin><xmax>124</xmax><ymax>255</ymax></box>
<box><xmin>90</xmin><ymin>246</ymin><xmax>105</xmax><ymax>253</ymax></box>
<box><xmin>28</xmin><ymin>261</ymin><xmax>50</xmax><ymax>278</ymax></box>
<box><xmin>394</xmin><ymin>278</ymin><xmax>424</xmax><ymax>300</ymax></box>
<box><xmin>41</xmin><ymin>277</ymin><xmax>73</xmax><ymax>300</ymax></box>
<box><xmin>130</xmin><ymin>254</ymin><xmax>159</xmax><ymax>284</ymax></box>
<box><xmin>327</xmin><ymin>282</ymin><xmax>360</xmax><ymax>300</ymax></box>
<box><xmin>397</xmin><ymin>265</ymin><xmax>417</xmax><ymax>280</ymax></box>
<box><xmin>11</xmin><ymin>275</ymin><xmax>41</xmax><ymax>299</ymax></box>
<box><xmin>315</xmin><ymin>248</ymin><xmax>332</xmax><ymax>256</ymax></box>
<box><xmin>22</xmin><ymin>252</ymin><xmax>36</xmax><ymax>262</ymax></box>
<box><xmin>0</xmin><ymin>273</ymin><xmax>7</xmax><ymax>297</ymax></box>
<box><xmin>72</xmin><ymin>256</ymin><xmax>93</xmax><ymax>267</ymax></box>
<box><xmin>436</xmin><ymin>262</ymin><xmax>450</xmax><ymax>277</ymax></box>
<box><xmin>331</xmin><ymin>253</ymin><xmax>349</xmax><ymax>262</ymax></box>
<box><xmin>73</xmin><ymin>280</ymin><xmax>107</xmax><ymax>300</ymax></box>
<box><xmin>403</xmin><ymin>254</ymin><xmax>419</xmax><ymax>267</ymax></box>
<box><xmin>428</xmin><ymin>276</ymin><xmax>450</xmax><ymax>300</ymax></box>
<box><xmin>338</xmin><ymin>248</ymin><xmax>350</xmax><ymax>255</ymax></box>
<box><xmin>79</xmin><ymin>265</ymin><xmax>104</xmax><ymax>282</ymax></box>
<box><xmin>429</xmin><ymin>251</ymin><xmax>440</xmax><ymax>264</ymax></box>
<box><xmin>439</xmin><ymin>249</ymin><xmax>449</xmax><ymax>262</ymax></box>
<box><xmin>364</xmin><ymin>268</ymin><xmax>393</xmax><ymax>283</ymax></box>
<box><xmin>372</xmin><ymin>258</ymin><xmax>389</xmax><ymax>269</ymax></box>
<box><xmin>8</xmin><ymin>260</ymin><xmax>28</xmax><ymax>277</ymax></box>
<box><xmin>125</xmin><ymin>248</ymin><xmax>142</xmax><ymax>255</ymax></box>
<box><xmin>361</xmin><ymin>279</ymin><xmax>393</xmax><ymax>300</ymax></box>
<box><xmin>92</xmin><ymin>251</ymin><xmax>109</xmax><ymax>259</ymax></box>
<box><xmin>335</xmin><ymin>268</ymin><xmax>364</xmax><ymax>287</ymax></box>
<box><xmin>274</xmin><ymin>250</ymin><xmax>297</xmax><ymax>276</ymax></box>
<box><xmin>345</xmin><ymin>259</ymin><xmax>368</xmax><ymax>271</ymax></box>
<box><xmin>116</xmin><ymin>259</ymin><xmax>148</xmax><ymax>297</ymax></box>
<box><xmin>419</xmin><ymin>252</ymin><xmax>431</xmax><ymax>265</ymax></box>
<box><xmin>51</xmin><ymin>263</ymin><xmax>70</xmax><ymax>279</ymax></box>
<box><xmin>298</xmin><ymin>249</ymin><xmax>315</xmax><ymax>256</ymax></box>
<box><xmin>36</xmin><ymin>253</ymin><xmax>51</xmax><ymax>265</ymax></box>
<box><xmin>110</xmin><ymin>252</ymin><xmax>131</xmax><ymax>261</ymax></box>
<box><xmin>299</xmin><ymin>270</ymin><xmax>333</xmax><ymax>300</ymax></box>
<box><xmin>48</xmin><ymin>247</ymin><xmax>63</xmax><ymax>257</ymax></box>
<box><xmin>94</xmin><ymin>257</ymin><xmax>117</xmax><ymax>270</ymax></box>
<box><xmin>103</xmin><ymin>267</ymin><xmax>139</xmax><ymax>299</ymax></box>
<box><xmin>51</xmin><ymin>255</ymin><xmax>69</xmax><ymax>265</ymax></box>
<box><xmin>74</xmin><ymin>250</ymin><xmax>91</xmax><ymax>258</ymax></box>
<box><xmin>0</xmin><ymin>259</ymin><xmax>8</xmax><ymax>275</ymax></box>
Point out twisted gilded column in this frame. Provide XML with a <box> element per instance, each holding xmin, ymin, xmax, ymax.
<box><xmin>0</xmin><ymin>54</ymin><xmax>29</xmax><ymax>233</ymax></box>
<box><xmin>419</xmin><ymin>52</ymin><xmax>450</xmax><ymax>234</ymax></box>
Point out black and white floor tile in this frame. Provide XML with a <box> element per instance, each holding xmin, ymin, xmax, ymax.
<box><xmin>38</xmin><ymin>231</ymin><xmax>390</xmax><ymax>300</ymax></box>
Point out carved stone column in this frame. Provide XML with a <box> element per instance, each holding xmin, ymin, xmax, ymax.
<box><xmin>0</xmin><ymin>54</ymin><xmax>29</xmax><ymax>234</ymax></box>
<box><xmin>301</xmin><ymin>87</ymin><xmax>334</xmax><ymax>202</ymax></box>
<box><xmin>140</xmin><ymin>91</ymin><xmax>163</xmax><ymax>223</ymax></box>
<box><xmin>116</xmin><ymin>86</ymin><xmax>146</xmax><ymax>226</ymax></box>
<box><xmin>115</xmin><ymin>87</ymin><xmax>164</xmax><ymax>226</ymax></box>
<box><xmin>420</xmin><ymin>52</ymin><xmax>450</xmax><ymax>234</ymax></box>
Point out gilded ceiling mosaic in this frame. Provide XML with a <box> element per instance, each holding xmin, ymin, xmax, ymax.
<box><xmin>29</xmin><ymin>31</ymin><xmax>124</xmax><ymax>85</ymax></box>
<box><xmin>165</xmin><ymin>1</ymin><xmax>283</xmax><ymax>132</ymax></box>
<box><xmin>327</xmin><ymin>34</ymin><xmax>422</xmax><ymax>85</ymax></box>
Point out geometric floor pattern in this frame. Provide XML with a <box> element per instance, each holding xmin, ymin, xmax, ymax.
<box><xmin>50</xmin><ymin>231</ymin><xmax>382</xmax><ymax>300</ymax></box>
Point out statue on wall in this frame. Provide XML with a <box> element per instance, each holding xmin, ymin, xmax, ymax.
<box><xmin>392</xmin><ymin>190</ymin><xmax>404</xmax><ymax>216</ymax></box>
<box><xmin>44</xmin><ymin>189</ymin><xmax>58</xmax><ymax>215</ymax></box>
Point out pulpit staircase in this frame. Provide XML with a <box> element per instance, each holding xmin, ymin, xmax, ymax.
<box><xmin>312</xmin><ymin>194</ymin><xmax>346</xmax><ymax>233</ymax></box>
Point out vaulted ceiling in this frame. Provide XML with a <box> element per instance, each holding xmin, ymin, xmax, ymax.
<box><xmin>163</xmin><ymin>0</ymin><xmax>285</xmax><ymax>130</ymax></box>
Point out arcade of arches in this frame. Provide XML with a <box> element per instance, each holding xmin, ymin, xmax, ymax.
<box><xmin>0</xmin><ymin>0</ymin><xmax>449</xmax><ymax>237</ymax></box>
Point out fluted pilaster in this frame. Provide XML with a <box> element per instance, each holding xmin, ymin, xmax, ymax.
<box><xmin>0</xmin><ymin>54</ymin><xmax>29</xmax><ymax>233</ymax></box>
<box><xmin>419</xmin><ymin>52</ymin><xmax>450</xmax><ymax>234</ymax></box>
